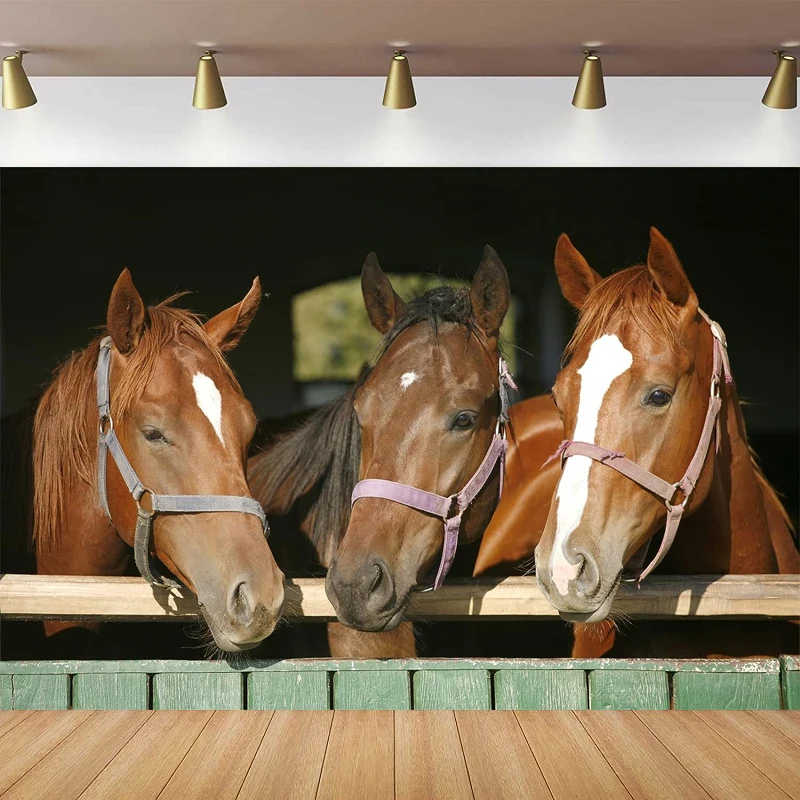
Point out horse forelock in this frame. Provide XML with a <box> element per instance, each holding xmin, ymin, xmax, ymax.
<box><xmin>563</xmin><ymin>266</ymin><xmax>682</xmax><ymax>365</ymax></box>
<box><xmin>32</xmin><ymin>297</ymin><xmax>241</xmax><ymax>554</ymax></box>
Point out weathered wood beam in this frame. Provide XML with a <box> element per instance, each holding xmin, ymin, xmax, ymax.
<box><xmin>0</xmin><ymin>574</ymin><xmax>797</xmax><ymax>622</ymax></box>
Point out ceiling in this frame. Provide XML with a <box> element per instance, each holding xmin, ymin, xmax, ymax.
<box><xmin>0</xmin><ymin>0</ymin><xmax>797</xmax><ymax>77</ymax></box>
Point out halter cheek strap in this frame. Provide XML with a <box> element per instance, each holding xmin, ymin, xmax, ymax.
<box><xmin>96</xmin><ymin>336</ymin><xmax>269</xmax><ymax>587</ymax></box>
<box><xmin>544</xmin><ymin>309</ymin><xmax>732</xmax><ymax>583</ymax></box>
<box><xmin>351</xmin><ymin>358</ymin><xmax>517</xmax><ymax>591</ymax></box>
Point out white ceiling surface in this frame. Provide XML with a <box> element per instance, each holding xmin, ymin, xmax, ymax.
<box><xmin>0</xmin><ymin>0</ymin><xmax>798</xmax><ymax>77</ymax></box>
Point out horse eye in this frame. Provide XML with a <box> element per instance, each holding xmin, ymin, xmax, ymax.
<box><xmin>141</xmin><ymin>427</ymin><xmax>167</xmax><ymax>443</ymax></box>
<box><xmin>646</xmin><ymin>389</ymin><xmax>672</xmax><ymax>407</ymax></box>
<box><xmin>452</xmin><ymin>412</ymin><xmax>476</xmax><ymax>430</ymax></box>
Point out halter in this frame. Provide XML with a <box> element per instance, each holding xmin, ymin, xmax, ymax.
<box><xmin>351</xmin><ymin>357</ymin><xmax>517</xmax><ymax>590</ymax></box>
<box><xmin>545</xmin><ymin>309</ymin><xmax>732</xmax><ymax>583</ymax></box>
<box><xmin>96</xmin><ymin>336</ymin><xmax>269</xmax><ymax>588</ymax></box>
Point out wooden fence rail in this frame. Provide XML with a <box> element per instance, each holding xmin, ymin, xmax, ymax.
<box><xmin>1</xmin><ymin>573</ymin><xmax>798</xmax><ymax>622</ymax></box>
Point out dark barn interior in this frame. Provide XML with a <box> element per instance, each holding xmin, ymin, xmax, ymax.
<box><xmin>1</xmin><ymin>167</ymin><xmax>798</xmax><ymax>660</ymax></box>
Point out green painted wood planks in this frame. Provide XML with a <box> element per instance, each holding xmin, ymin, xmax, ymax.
<box><xmin>494</xmin><ymin>669</ymin><xmax>588</xmax><ymax>710</ymax></box>
<box><xmin>413</xmin><ymin>670</ymin><xmax>492</xmax><ymax>710</ymax></box>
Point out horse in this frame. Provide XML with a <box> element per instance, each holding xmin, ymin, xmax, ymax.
<box><xmin>475</xmin><ymin>227</ymin><xmax>799</xmax><ymax>657</ymax></box>
<box><xmin>23</xmin><ymin>268</ymin><xmax>285</xmax><ymax>654</ymax></box>
<box><xmin>249</xmin><ymin>247</ymin><xmax>513</xmax><ymax>657</ymax></box>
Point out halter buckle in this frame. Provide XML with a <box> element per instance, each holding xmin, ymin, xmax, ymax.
<box><xmin>134</xmin><ymin>486</ymin><xmax>156</xmax><ymax>514</ymax></box>
<box><xmin>666</xmin><ymin>482</ymin><xmax>688</xmax><ymax>513</ymax></box>
<box><xmin>99</xmin><ymin>414</ymin><xmax>113</xmax><ymax>436</ymax></box>
<box><xmin>709</xmin><ymin>319</ymin><xmax>727</xmax><ymax>348</ymax></box>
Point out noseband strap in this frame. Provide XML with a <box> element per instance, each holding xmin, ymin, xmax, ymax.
<box><xmin>545</xmin><ymin>309</ymin><xmax>732</xmax><ymax>583</ymax></box>
<box><xmin>96</xmin><ymin>336</ymin><xmax>269</xmax><ymax>587</ymax></box>
<box><xmin>351</xmin><ymin>357</ymin><xmax>516</xmax><ymax>590</ymax></box>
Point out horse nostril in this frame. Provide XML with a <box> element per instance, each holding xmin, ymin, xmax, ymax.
<box><xmin>228</xmin><ymin>581</ymin><xmax>255</xmax><ymax>626</ymax></box>
<box><xmin>369</xmin><ymin>564</ymin><xmax>383</xmax><ymax>594</ymax></box>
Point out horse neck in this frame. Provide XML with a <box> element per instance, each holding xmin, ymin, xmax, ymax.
<box><xmin>667</xmin><ymin>379</ymin><xmax>785</xmax><ymax>573</ymax></box>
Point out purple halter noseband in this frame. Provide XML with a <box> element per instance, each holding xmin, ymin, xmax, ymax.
<box><xmin>545</xmin><ymin>309</ymin><xmax>732</xmax><ymax>583</ymax></box>
<box><xmin>351</xmin><ymin>357</ymin><xmax>517</xmax><ymax>590</ymax></box>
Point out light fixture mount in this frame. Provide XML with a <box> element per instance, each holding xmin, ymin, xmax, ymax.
<box><xmin>572</xmin><ymin>49</ymin><xmax>606</xmax><ymax>110</ymax></box>
<box><xmin>2</xmin><ymin>48</ymin><xmax>37</xmax><ymax>110</ymax></box>
<box><xmin>382</xmin><ymin>49</ymin><xmax>417</xmax><ymax>110</ymax></box>
<box><xmin>761</xmin><ymin>49</ymin><xmax>797</xmax><ymax>109</ymax></box>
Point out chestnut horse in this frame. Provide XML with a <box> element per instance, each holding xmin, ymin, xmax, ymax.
<box><xmin>476</xmin><ymin>228</ymin><xmax>798</xmax><ymax>657</ymax></box>
<box><xmin>31</xmin><ymin>269</ymin><xmax>285</xmax><ymax>653</ymax></box>
<box><xmin>249</xmin><ymin>247</ymin><xmax>512</xmax><ymax>657</ymax></box>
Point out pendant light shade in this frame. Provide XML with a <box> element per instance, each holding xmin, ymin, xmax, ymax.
<box><xmin>572</xmin><ymin>50</ymin><xmax>606</xmax><ymax>110</ymax></box>
<box><xmin>761</xmin><ymin>51</ymin><xmax>797</xmax><ymax>109</ymax></box>
<box><xmin>193</xmin><ymin>50</ymin><xmax>227</xmax><ymax>109</ymax></box>
<box><xmin>2</xmin><ymin>51</ymin><xmax>37</xmax><ymax>110</ymax></box>
<box><xmin>382</xmin><ymin>50</ymin><xmax>416</xmax><ymax>109</ymax></box>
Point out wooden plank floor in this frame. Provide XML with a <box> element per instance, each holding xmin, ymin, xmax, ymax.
<box><xmin>0</xmin><ymin>710</ymin><xmax>797</xmax><ymax>799</ymax></box>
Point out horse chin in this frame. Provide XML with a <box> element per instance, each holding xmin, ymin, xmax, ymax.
<box><xmin>556</xmin><ymin>574</ymin><xmax>621</xmax><ymax>624</ymax></box>
<box><xmin>335</xmin><ymin>604</ymin><xmax>407</xmax><ymax>633</ymax></box>
<box><xmin>200</xmin><ymin>609</ymin><xmax>274</xmax><ymax>653</ymax></box>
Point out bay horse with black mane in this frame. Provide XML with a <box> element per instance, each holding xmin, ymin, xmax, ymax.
<box><xmin>249</xmin><ymin>247</ymin><xmax>514</xmax><ymax>657</ymax></box>
<box><xmin>23</xmin><ymin>269</ymin><xmax>285</xmax><ymax>654</ymax></box>
<box><xmin>476</xmin><ymin>228</ymin><xmax>799</xmax><ymax>657</ymax></box>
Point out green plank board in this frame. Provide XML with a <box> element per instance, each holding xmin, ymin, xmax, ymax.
<box><xmin>780</xmin><ymin>656</ymin><xmax>800</xmax><ymax>710</ymax></box>
<box><xmin>10</xmin><ymin>674</ymin><xmax>70</xmax><ymax>710</ymax></box>
<box><xmin>0</xmin><ymin>658</ymin><xmax>780</xmax><ymax>674</ymax></box>
<box><xmin>413</xmin><ymin>670</ymin><xmax>491</xmax><ymax>710</ymax></box>
<box><xmin>589</xmin><ymin>669</ymin><xmax>669</xmax><ymax>710</ymax></box>
<box><xmin>72</xmin><ymin>673</ymin><xmax>149</xmax><ymax>710</ymax></box>
<box><xmin>673</xmin><ymin>671</ymin><xmax>781</xmax><ymax>710</ymax></box>
<box><xmin>494</xmin><ymin>669</ymin><xmax>588</xmax><ymax>710</ymax></box>
<box><xmin>248</xmin><ymin>671</ymin><xmax>330</xmax><ymax>710</ymax></box>
<box><xmin>152</xmin><ymin>672</ymin><xmax>243</xmax><ymax>710</ymax></box>
<box><xmin>333</xmin><ymin>670</ymin><xmax>411</xmax><ymax>710</ymax></box>
<box><xmin>0</xmin><ymin>676</ymin><xmax>12</xmax><ymax>710</ymax></box>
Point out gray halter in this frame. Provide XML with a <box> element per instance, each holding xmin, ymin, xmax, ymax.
<box><xmin>96</xmin><ymin>336</ymin><xmax>269</xmax><ymax>587</ymax></box>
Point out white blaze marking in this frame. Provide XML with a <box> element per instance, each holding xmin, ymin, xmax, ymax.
<box><xmin>551</xmin><ymin>334</ymin><xmax>632</xmax><ymax>594</ymax></box>
<box><xmin>400</xmin><ymin>372</ymin><xmax>418</xmax><ymax>390</ymax></box>
<box><xmin>192</xmin><ymin>372</ymin><xmax>225</xmax><ymax>446</ymax></box>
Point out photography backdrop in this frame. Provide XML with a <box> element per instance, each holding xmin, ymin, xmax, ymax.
<box><xmin>1</xmin><ymin>167</ymin><xmax>798</xmax><ymax>526</ymax></box>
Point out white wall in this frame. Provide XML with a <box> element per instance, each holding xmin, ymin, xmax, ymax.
<box><xmin>0</xmin><ymin>77</ymin><xmax>798</xmax><ymax>166</ymax></box>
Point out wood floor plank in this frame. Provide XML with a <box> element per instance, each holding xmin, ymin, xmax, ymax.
<box><xmin>0</xmin><ymin>711</ymin><xmax>95</xmax><ymax>794</ymax></box>
<box><xmin>237</xmin><ymin>711</ymin><xmax>333</xmax><ymax>800</ymax></box>
<box><xmin>455</xmin><ymin>711</ymin><xmax>552</xmax><ymax>800</ymax></box>
<box><xmin>2</xmin><ymin>711</ymin><xmax>151</xmax><ymax>800</ymax></box>
<box><xmin>395</xmin><ymin>711</ymin><xmax>474</xmax><ymax>800</ymax></box>
<box><xmin>575</xmin><ymin>711</ymin><xmax>712</xmax><ymax>800</ymax></box>
<box><xmin>0</xmin><ymin>711</ymin><xmax>34</xmax><ymax>741</ymax></box>
<box><xmin>695</xmin><ymin>711</ymin><xmax>800</xmax><ymax>797</ymax></box>
<box><xmin>156</xmin><ymin>710</ymin><xmax>273</xmax><ymax>800</ymax></box>
<box><xmin>79</xmin><ymin>711</ymin><xmax>213</xmax><ymax>800</ymax></box>
<box><xmin>636</xmin><ymin>711</ymin><xmax>791</xmax><ymax>800</ymax></box>
<box><xmin>316</xmin><ymin>711</ymin><xmax>394</xmax><ymax>800</ymax></box>
<box><xmin>753</xmin><ymin>710</ymin><xmax>800</xmax><ymax>743</ymax></box>
<box><xmin>515</xmin><ymin>712</ymin><xmax>631</xmax><ymax>800</ymax></box>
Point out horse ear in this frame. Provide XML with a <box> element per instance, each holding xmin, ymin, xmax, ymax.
<box><xmin>647</xmin><ymin>227</ymin><xmax>696</xmax><ymax>308</ymax></box>
<box><xmin>107</xmin><ymin>268</ymin><xmax>145</xmax><ymax>355</ymax></box>
<box><xmin>470</xmin><ymin>245</ymin><xmax>511</xmax><ymax>341</ymax></box>
<box><xmin>205</xmin><ymin>277</ymin><xmax>262</xmax><ymax>352</ymax></box>
<box><xmin>361</xmin><ymin>252</ymin><xmax>407</xmax><ymax>334</ymax></box>
<box><xmin>554</xmin><ymin>233</ymin><xmax>602</xmax><ymax>310</ymax></box>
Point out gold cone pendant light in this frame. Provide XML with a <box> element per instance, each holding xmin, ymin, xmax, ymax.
<box><xmin>572</xmin><ymin>50</ymin><xmax>606</xmax><ymax>109</ymax></box>
<box><xmin>761</xmin><ymin>51</ymin><xmax>797</xmax><ymax>109</ymax></box>
<box><xmin>193</xmin><ymin>50</ymin><xmax>227</xmax><ymax>109</ymax></box>
<box><xmin>382</xmin><ymin>50</ymin><xmax>416</xmax><ymax>109</ymax></box>
<box><xmin>2</xmin><ymin>50</ymin><xmax>37</xmax><ymax>110</ymax></box>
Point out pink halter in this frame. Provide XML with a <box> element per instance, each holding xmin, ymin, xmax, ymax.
<box><xmin>545</xmin><ymin>309</ymin><xmax>732</xmax><ymax>583</ymax></box>
<box><xmin>351</xmin><ymin>358</ymin><xmax>517</xmax><ymax>590</ymax></box>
